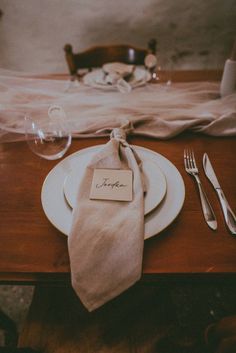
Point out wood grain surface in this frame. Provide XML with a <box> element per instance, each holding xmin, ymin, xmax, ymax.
<box><xmin>1</xmin><ymin>131</ymin><xmax>236</xmax><ymax>282</ymax></box>
<box><xmin>0</xmin><ymin>70</ymin><xmax>235</xmax><ymax>283</ymax></box>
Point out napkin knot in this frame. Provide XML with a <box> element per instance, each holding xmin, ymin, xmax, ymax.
<box><xmin>110</xmin><ymin>120</ymin><xmax>134</xmax><ymax>144</ymax></box>
<box><xmin>110</xmin><ymin>127</ymin><xmax>127</xmax><ymax>141</ymax></box>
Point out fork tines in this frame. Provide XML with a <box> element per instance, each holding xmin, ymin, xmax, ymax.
<box><xmin>184</xmin><ymin>149</ymin><xmax>198</xmax><ymax>173</ymax></box>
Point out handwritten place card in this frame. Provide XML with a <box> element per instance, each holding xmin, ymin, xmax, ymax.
<box><xmin>90</xmin><ymin>169</ymin><xmax>133</xmax><ymax>202</ymax></box>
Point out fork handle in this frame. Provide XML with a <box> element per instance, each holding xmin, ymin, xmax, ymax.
<box><xmin>194</xmin><ymin>175</ymin><xmax>217</xmax><ymax>230</ymax></box>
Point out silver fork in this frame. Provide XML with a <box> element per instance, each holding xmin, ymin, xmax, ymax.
<box><xmin>184</xmin><ymin>149</ymin><xmax>217</xmax><ymax>230</ymax></box>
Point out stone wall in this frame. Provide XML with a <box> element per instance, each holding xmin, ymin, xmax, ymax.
<box><xmin>0</xmin><ymin>0</ymin><xmax>235</xmax><ymax>73</ymax></box>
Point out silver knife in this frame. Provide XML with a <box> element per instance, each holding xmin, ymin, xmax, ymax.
<box><xmin>203</xmin><ymin>153</ymin><xmax>236</xmax><ymax>235</ymax></box>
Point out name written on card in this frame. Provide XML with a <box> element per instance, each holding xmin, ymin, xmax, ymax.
<box><xmin>90</xmin><ymin>169</ymin><xmax>133</xmax><ymax>201</ymax></box>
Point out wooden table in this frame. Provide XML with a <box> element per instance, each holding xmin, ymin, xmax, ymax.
<box><xmin>0</xmin><ymin>70</ymin><xmax>236</xmax><ymax>285</ymax></box>
<box><xmin>1</xmin><ymin>132</ymin><xmax>236</xmax><ymax>283</ymax></box>
<box><xmin>1</xmin><ymin>70</ymin><xmax>236</xmax><ymax>352</ymax></box>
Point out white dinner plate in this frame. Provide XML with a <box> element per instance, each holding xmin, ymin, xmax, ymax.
<box><xmin>83</xmin><ymin>67</ymin><xmax>150</xmax><ymax>90</ymax></box>
<box><xmin>63</xmin><ymin>158</ymin><xmax>167</xmax><ymax>216</ymax></box>
<box><xmin>41</xmin><ymin>145</ymin><xmax>185</xmax><ymax>239</ymax></box>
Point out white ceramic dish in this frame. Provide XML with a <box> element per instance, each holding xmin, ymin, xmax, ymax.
<box><xmin>63</xmin><ymin>158</ymin><xmax>167</xmax><ymax>216</ymax></box>
<box><xmin>41</xmin><ymin>145</ymin><xmax>185</xmax><ymax>239</ymax></box>
<box><xmin>83</xmin><ymin>67</ymin><xmax>150</xmax><ymax>90</ymax></box>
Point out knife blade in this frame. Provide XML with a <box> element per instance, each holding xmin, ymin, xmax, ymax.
<box><xmin>203</xmin><ymin>153</ymin><xmax>236</xmax><ymax>235</ymax></box>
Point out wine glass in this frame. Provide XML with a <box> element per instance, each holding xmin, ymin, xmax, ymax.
<box><xmin>155</xmin><ymin>57</ymin><xmax>172</xmax><ymax>86</ymax></box>
<box><xmin>145</xmin><ymin>53</ymin><xmax>172</xmax><ymax>86</ymax></box>
<box><xmin>25</xmin><ymin>105</ymin><xmax>72</xmax><ymax>160</ymax></box>
<box><xmin>145</xmin><ymin>53</ymin><xmax>158</xmax><ymax>80</ymax></box>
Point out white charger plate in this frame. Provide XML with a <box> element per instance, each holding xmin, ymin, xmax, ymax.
<box><xmin>63</xmin><ymin>158</ymin><xmax>167</xmax><ymax>216</ymax></box>
<box><xmin>83</xmin><ymin>67</ymin><xmax>150</xmax><ymax>90</ymax></box>
<box><xmin>41</xmin><ymin>145</ymin><xmax>185</xmax><ymax>239</ymax></box>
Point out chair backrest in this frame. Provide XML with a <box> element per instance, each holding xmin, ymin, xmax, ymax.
<box><xmin>64</xmin><ymin>39</ymin><xmax>156</xmax><ymax>76</ymax></box>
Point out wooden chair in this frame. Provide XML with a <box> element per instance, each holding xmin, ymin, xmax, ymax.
<box><xmin>64</xmin><ymin>39</ymin><xmax>156</xmax><ymax>78</ymax></box>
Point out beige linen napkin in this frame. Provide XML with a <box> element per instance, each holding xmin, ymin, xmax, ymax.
<box><xmin>102</xmin><ymin>62</ymin><xmax>133</xmax><ymax>93</ymax></box>
<box><xmin>103</xmin><ymin>62</ymin><xmax>135</xmax><ymax>85</ymax></box>
<box><xmin>68</xmin><ymin>125</ymin><xmax>145</xmax><ymax>311</ymax></box>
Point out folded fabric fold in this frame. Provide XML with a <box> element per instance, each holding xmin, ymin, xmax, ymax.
<box><xmin>102</xmin><ymin>62</ymin><xmax>134</xmax><ymax>92</ymax></box>
<box><xmin>0</xmin><ymin>68</ymin><xmax>236</xmax><ymax>142</ymax></box>
<box><xmin>68</xmin><ymin>123</ymin><xmax>145</xmax><ymax>311</ymax></box>
<box><xmin>103</xmin><ymin>62</ymin><xmax>135</xmax><ymax>79</ymax></box>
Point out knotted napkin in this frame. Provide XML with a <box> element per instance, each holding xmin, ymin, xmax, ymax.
<box><xmin>68</xmin><ymin>124</ymin><xmax>145</xmax><ymax>311</ymax></box>
<box><xmin>102</xmin><ymin>62</ymin><xmax>133</xmax><ymax>92</ymax></box>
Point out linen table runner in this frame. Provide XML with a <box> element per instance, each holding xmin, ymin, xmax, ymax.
<box><xmin>0</xmin><ymin>68</ymin><xmax>236</xmax><ymax>143</ymax></box>
<box><xmin>68</xmin><ymin>124</ymin><xmax>145</xmax><ymax>311</ymax></box>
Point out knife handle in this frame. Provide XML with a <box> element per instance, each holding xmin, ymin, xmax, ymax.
<box><xmin>216</xmin><ymin>188</ymin><xmax>236</xmax><ymax>235</ymax></box>
<box><xmin>194</xmin><ymin>175</ymin><xmax>217</xmax><ymax>230</ymax></box>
